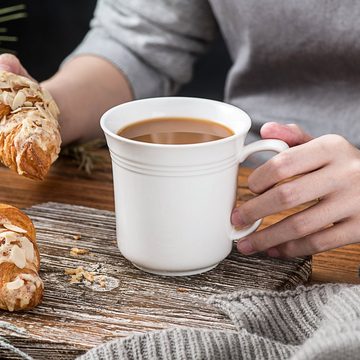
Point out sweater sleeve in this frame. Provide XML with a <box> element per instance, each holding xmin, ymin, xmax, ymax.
<box><xmin>65</xmin><ymin>0</ymin><xmax>217</xmax><ymax>98</ymax></box>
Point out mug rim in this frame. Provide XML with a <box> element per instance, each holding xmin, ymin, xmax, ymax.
<box><xmin>100</xmin><ymin>97</ymin><xmax>251</xmax><ymax>149</ymax></box>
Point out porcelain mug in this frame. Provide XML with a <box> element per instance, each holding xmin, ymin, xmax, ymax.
<box><xmin>101</xmin><ymin>97</ymin><xmax>288</xmax><ymax>276</ymax></box>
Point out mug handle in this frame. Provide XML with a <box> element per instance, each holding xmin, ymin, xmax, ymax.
<box><xmin>230</xmin><ymin>139</ymin><xmax>289</xmax><ymax>240</ymax></box>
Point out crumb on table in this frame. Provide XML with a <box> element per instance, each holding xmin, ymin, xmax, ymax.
<box><xmin>70</xmin><ymin>247</ymin><xmax>89</xmax><ymax>256</ymax></box>
<box><xmin>64</xmin><ymin>266</ymin><xmax>106</xmax><ymax>287</ymax></box>
<box><xmin>176</xmin><ymin>287</ymin><xmax>189</xmax><ymax>293</ymax></box>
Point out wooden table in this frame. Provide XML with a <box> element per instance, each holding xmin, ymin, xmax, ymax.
<box><xmin>0</xmin><ymin>148</ymin><xmax>358</xmax><ymax>284</ymax></box>
<box><xmin>0</xmin><ymin>148</ymin><xmax>359</xmax><ymax>359</ymax></box>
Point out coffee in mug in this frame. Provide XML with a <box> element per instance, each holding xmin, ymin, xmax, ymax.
<box><xmin>117</xmin><ymin>117</ymin><xmax>235</xmax><ymax>145</ymax></box>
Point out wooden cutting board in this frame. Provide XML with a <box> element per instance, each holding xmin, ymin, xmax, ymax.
<box><xmin>0</xmin><ymin>202</ymin><xmax>311</xmax><ymax>359</ymax></box>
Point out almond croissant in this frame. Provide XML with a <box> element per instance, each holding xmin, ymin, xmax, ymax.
<box><xmin>0</xmin><ymin>204</ymin><xmax>43</xmax><ymax>311</ymax></box>
<box><xmin>0</xmin><ymin>71</ymin><xmax>61</xmax><ymax>180</ymax></box>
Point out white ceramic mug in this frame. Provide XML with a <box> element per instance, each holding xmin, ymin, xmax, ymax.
<box><xmin>101</xmin><ymin>97</ymin><xmax>288</xmax><ymax>276</ymax></box>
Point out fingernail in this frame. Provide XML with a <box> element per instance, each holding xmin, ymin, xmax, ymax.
<box><xmin>267</xmin><ymin>248</ymin><xmax>281</xmax><ymax>258</ymax></box>
<box><xmin>237</xmin><ymin>238</ymin><xmax>255</xmax><ymax>255</ymax></box>
<box><xmin>231</xmin><ymin>208</ymin><xmax>245</xmax><ymax>227</ymax></box>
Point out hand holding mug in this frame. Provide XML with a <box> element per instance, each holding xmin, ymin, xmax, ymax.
<box><xmin>233</xmin><ymin>122</ymin><xmax>360</xmax><ymax>258</ymax></box>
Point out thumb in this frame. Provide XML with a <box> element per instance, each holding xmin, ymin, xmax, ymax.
<box><xmin>0</xmin><ymin>53</ymin><xmax>34</xmax><ymax>80</ymax></box>
<box><xmin>260</xmin><ymin>122</ymin><xmax>313</xmax><ymax>147</ymax></box>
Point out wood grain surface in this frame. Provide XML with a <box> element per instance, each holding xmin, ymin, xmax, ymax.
<box><xmin>0</xmin><ymin>202</ymin><xmax>310</xmax><ymax>359</ymax></box>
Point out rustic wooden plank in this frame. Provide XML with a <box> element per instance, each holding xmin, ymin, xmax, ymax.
<box><xmin>311</xmin><ymin>245</ymin><xmax>360</xmax><ymax>284</ymax></box>
<box><xmin>0</xmin><ymin>202</ymin><xmax>311</xmax><ymax>359</ymax></box>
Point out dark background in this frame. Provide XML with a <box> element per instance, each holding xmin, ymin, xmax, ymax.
<box><xmin>3</xmin><ymin>0</ymin><xmax>231</xmax><ymax>100</ymax></box>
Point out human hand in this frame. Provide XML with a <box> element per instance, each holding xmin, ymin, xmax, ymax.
<box><xmin>0</xmin><ymin>53</ymin><xmax>34</xmax><ymax>80</ymax></box>
<box><xmin>231</xmin><ymin>122</ymin><xmax>360</xmax><ymax>257</ymax></box>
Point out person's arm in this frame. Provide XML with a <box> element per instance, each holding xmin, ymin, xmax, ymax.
<box><xmin>0</xmin><ymin>53</ymin><xmax>133</xmax><ymax>144</ymax></box>
<box><xmin>0</xmin><ymin>0</ymin><xmax>217</xmax><ymax>144</ymax></box>
<box><xmin>42</xmin><ymin>56</ymin><xmax>133</xmax><ymax>144</ymax></box>
<box><xmin>49</xmin><ymin>0</ymin><xmax>217</xmax><ymax>144</ymax></box>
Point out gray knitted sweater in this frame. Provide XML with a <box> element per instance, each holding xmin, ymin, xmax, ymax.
<box><xmin>76</xmin><ymin>284</ymin><xmax>360</xmax><ymax>360</ymax></box>
<box><xmin>69</xmin><ymin>0</ymin><xmax>360</xmax><ymax>146</ymax></box>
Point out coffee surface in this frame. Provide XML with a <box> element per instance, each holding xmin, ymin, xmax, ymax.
<box><xmin>117</xmin><ymin>117</ymin><xmax>234</xmax><ymax>144</ymax></box>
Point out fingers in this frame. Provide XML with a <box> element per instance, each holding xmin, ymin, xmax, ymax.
<box><xmin>247</xmin><ymin>134</ymin><xmax>346</xmax><ymax>194</ymax></box>
<box><xmin>260</xmin><ymin>122</ymin><xmax>313</xmax><ymax>146</ymax></box>
<box><xmin>236</xmin><ymin>191</ymin><xmax>359</xmax><ymax>255</ymax></box>
<box><xmin>234</xmin><ymin>132</ymin><xmax>360</xmax><ymax>258</ymax></box>
<box><xmin>267</xmin><ymin>218</ymin><xmax>360</xmax><ymax>258</ymax></box>
<box><xmin>0</xmin><ymin>53</ymin><xmax>34</xmax><ymax>80</ymax></box>
<box><xmin>231</xmin><ymin>166</ymin><xmax>336</xmax><ymax>227</ymax></box>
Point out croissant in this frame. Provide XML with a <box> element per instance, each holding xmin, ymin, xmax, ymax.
<box><xmin>0</xmin><ymin>204</ymin><xmax>43</xmax><ymax>311</ymax></box>
<box><xmin>0</xmin><ymin>70</ymin><xmax>61</xmax><ymax>180</ymax></box>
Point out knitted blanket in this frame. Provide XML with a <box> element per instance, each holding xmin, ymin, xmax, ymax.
<box><xmin>78</xmin><ymin>284</ymin><xmax>360</xmax><ymax>360</ymax></box>
<box><xmin>2</xmin><ymin>284</ymin><xmax>360</xmax><ymax>359</ymax></box>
